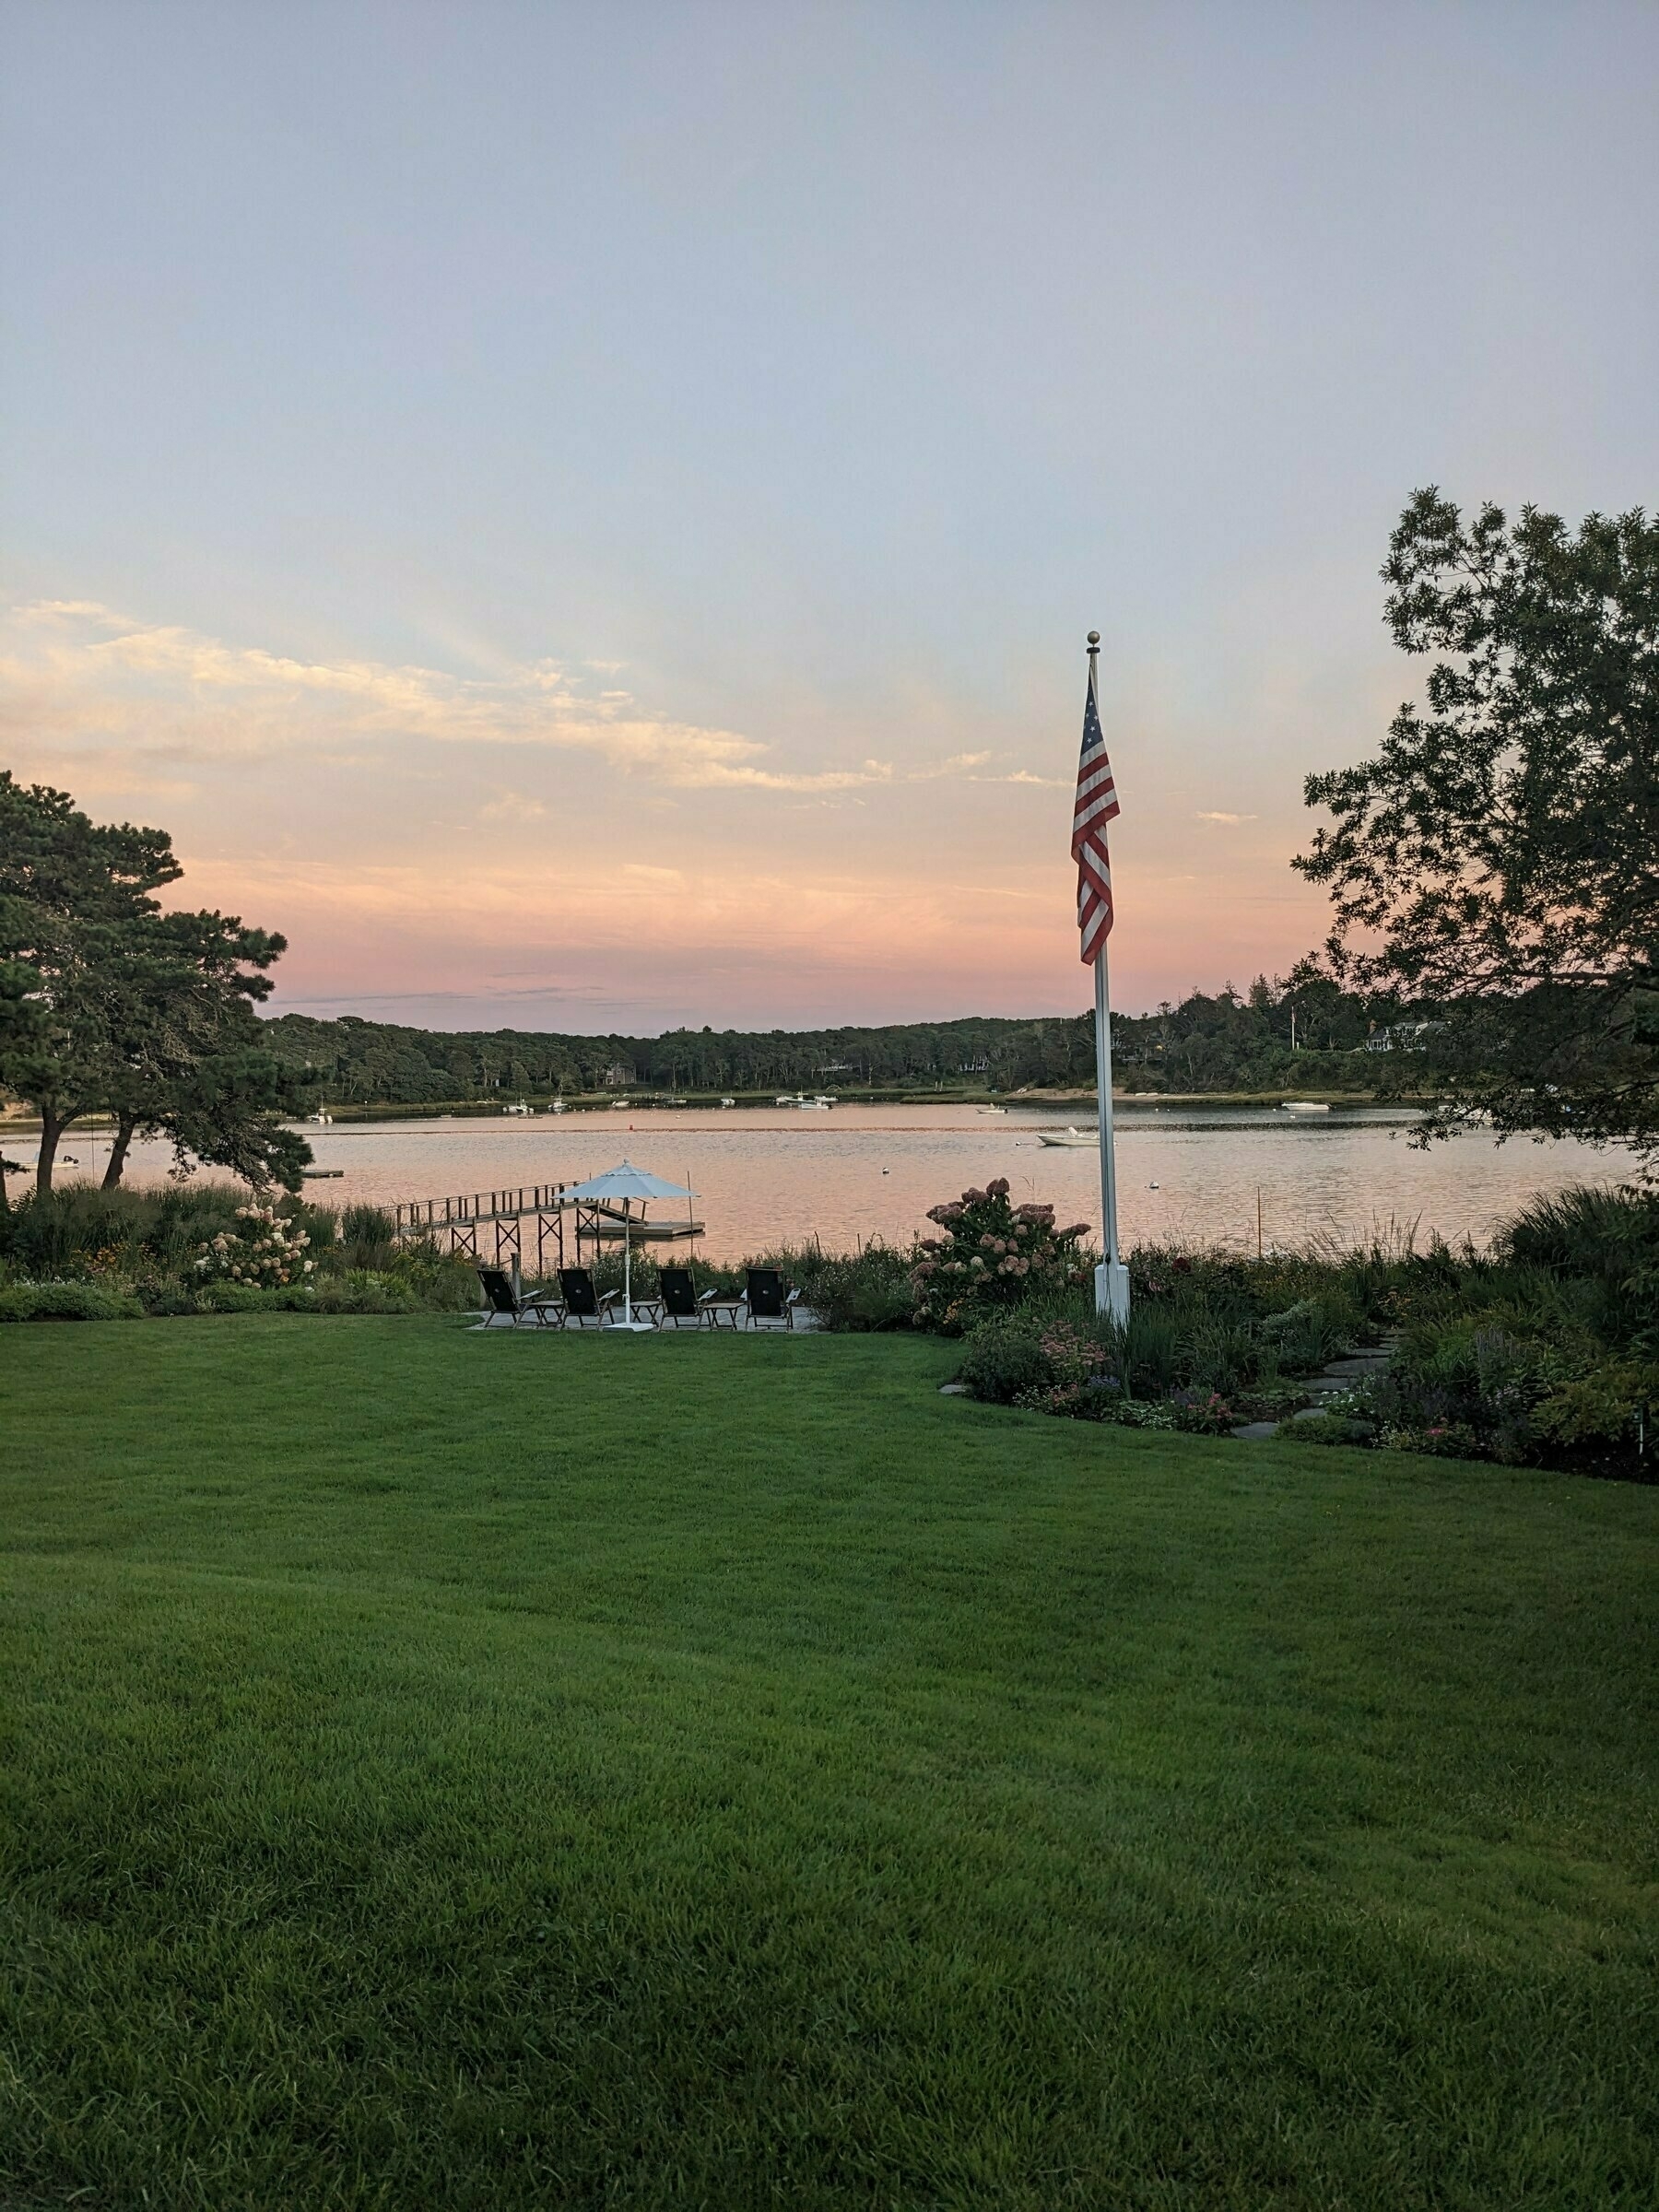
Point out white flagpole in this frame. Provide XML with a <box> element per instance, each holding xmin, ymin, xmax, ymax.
<box><xmin>1088</xmin><ymin>633</ymin><xmax>1131</xmax><ymax>1329</ymax></box>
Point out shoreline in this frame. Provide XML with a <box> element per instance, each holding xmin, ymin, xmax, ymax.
<box><xmin>0</xmin><ymin>1087</ymin><xmax>1424</xmax><ymax>1138</ymax></box>
<box><xmin>1</xmin><ymin>1087</ymin><xmax>1416</xmax><ymax>1138</ymax></box>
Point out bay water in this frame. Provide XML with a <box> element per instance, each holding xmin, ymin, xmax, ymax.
<box><xmin>45</xmin><ymin>1102</ymin><xmax>1637</xmax><ymax>1262</ymax></box>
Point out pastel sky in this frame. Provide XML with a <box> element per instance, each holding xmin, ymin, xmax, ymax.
<box><xmin>4</xmin><ymin>2</ymin><xmax>1656</xmax><ymax>1031</ymax></box>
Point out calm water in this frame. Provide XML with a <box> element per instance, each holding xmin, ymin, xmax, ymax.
<box><xmin>40</xmin><ymin>1103</ymin><xmax>1636</xmax><ymax>1260</ymax></box>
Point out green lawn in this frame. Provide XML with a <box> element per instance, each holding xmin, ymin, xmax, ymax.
<box><xmin>4</xmin><ymin>1319</ymin><xmax>1655</xmax><ymax>2209</ymax></box>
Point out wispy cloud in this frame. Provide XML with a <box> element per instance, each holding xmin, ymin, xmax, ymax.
<box><xmin>1194</xmin><ymin>809</ymin><xmax>1258</xmax><ymax>824</ymax></box>
<box><xmin>0</xmin><ymin>599</ymin><xmax>1053</xmax><ymax>801</ymax></box>
<box><xmin>477</xmin><ymin>790</ymin><xmax>549</xmax><ymax>821</ymax></box>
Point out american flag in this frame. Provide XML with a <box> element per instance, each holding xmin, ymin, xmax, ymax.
<box><xmin>1072</xmin><ymin>653</ymin><xmax>1119</xmax><ymax>963</ymax></box>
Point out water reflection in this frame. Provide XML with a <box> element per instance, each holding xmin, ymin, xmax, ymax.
<box><xmin>32</xmin><ymin>1102</ymin><xmax>1635</xmax><ymax>1260</ymax></box>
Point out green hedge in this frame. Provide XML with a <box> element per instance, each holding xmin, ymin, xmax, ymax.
<box><xmin>0</xmin><ymin>1280</ymin><xmax>145</xmax><ymax>1323</ymax></box>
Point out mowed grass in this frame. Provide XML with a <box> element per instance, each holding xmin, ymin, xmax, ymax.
<box><xmin>3</xmin><ymin>1320</ymin><xmax>1656</xmax><ymax>2210</ymax></box>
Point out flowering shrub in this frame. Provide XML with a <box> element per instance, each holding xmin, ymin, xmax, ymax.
<box><xmin>1037</xmin><ymin>1320</ymin><xmax>1112</xmax><ymax>1385</ymax></box>
<box><xmin>1014</xmin><ymin>1373</ymin><xmax>1127</xmax><ymax>1420</ymax></box>
<box><xmin>1015</xmin><ymin>1387</ymin><xmax>1237</xmax><ymax>1431</ymax></box>
<box><xmin>194</xmin><ymin>1204</ymin><xmax>315</xmax><ymax>1288</ymax></box>
<box><xmin>955</xmin><ymin>1319</ymin><xmax>1057</xmax><ymax>1405</ymax></box>
<box><xmin>1377</xmin><ymin>1419</ymin><xmax>1484</xmax><ymax>1458</ymax></box>
<box><xmin>1165</xmin><ymin>1386</ymin><xmax>1240</xmax><ymax>1436</ymax></box>
<box><xmin>911</xmin><ymin>1181</ymin><xmax>1091</xmax><ymax>1333</ymax></box>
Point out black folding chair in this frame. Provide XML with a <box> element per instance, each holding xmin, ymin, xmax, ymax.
<box><xmin>476</xmin><ymin>1266</ymin><xmax>553</xmax><ymax>1327</ymax></box>
<box><xmin>555</xmin><ymin>1267</ymin><xmax>620</xmax><ymax>1329</ymax></box>
<box><xmin>743</xmin><ymin>1267</ymin><xmax>803</xmax><ymax>1329</ymax></box>
<box><xmin>653</xmin><ymin>1265</ymin><xmax>705</xmax><ymax>1328</ymax></box>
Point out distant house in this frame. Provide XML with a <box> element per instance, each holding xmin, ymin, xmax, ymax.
<box><xmin>602</xmin><ymin>1061</ymin><xmax>636</xmax><ymax>1088</ymax></box>
<box><xmin>1364</xmin><ymin>1022</ymin><xmax>1444</xmax><ymax>1053</ymax></box>
<box><xmin>959</xmin><ymin>1055</ymin><xmax>990</xmax><ymax>1075</ymax></box>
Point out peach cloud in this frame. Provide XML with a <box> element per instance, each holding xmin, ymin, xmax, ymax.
<box><xmin>0</xmin><ymin>600</ymin><xmax>1003</xmax><ymax>796</ymax></box>
<box><xmin>0</xmin><ymin>595</ymin><xmax>1336</xmax><ymax>1021</ymax></box>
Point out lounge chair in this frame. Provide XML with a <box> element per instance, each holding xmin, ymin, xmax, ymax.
<box><xmin>649</xmin><ymin>1265</ymin><xmax>706</xmax><ymax>1328</ymax></box>
<box><xmin>476</xmin><ymin>1266</ymin><xmax>554</xmax><ymax>1327</ymax></box>
<box><xmin>552</xmin><ymin>1266</ymin><xmax>621</xmax><ymax>1329</ymax></box>
<box><xmin>742</xmin><ymin>1267</ymin><xmax>803</xmax><ymax>1330</ymax></box>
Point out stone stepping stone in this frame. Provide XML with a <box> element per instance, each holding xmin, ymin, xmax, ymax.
<box><xmin>1236</xmin><ymin>1341</ymin><xmax>1395</xmax><ymax>1440</ymax></box>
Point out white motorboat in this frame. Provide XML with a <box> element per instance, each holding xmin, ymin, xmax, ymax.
<box><xmin>799</xmin><ymin>1097</ymin><xmax>833</xmax><ymax>1111</ymax></box>
<box><xmin>1037</xmin><ymin>1126</ymin><xmax>1098</xmax><ymax>1147</ymax></box>
<box><xmin>503</xmin><ymin>1100</ymin><xmax>533</xmax><ymax>1115</ymax></box>
<box><xmin>1281</xmin><ymin>1100</ymin><xmax>1332</xmax><ymax>1118</ymax></box>
<box><xmin>306</xmin><ymin>1110</ymin><xmax>334</xmax><ymax>1126</ymax></box>
<box><xmin>548</xmin><ymin>1100</ymin><xmax>567</xmax><ymax>1113</ymax></box>
<box><xmin>978</xmin><ymin>1105</ymin><xmax>1007</xmax><ymax>1115</ymax></box>
<box><xmin>720</xmin><ymin>1097</ymin><xmax>735</xmax><ymax>1108</ymax></box>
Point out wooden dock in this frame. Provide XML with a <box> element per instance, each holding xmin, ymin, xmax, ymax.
<box><xmin>392</xmin><ymin>1185</ymin><xmax>701</xmax><ymax>1273</ymax></box>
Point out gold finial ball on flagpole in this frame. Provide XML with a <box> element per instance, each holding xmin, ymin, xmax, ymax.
<box><xmin>1087</xmin><ymin>630</ymin><xmax>1100</xmax><ymax>647</ymax></box>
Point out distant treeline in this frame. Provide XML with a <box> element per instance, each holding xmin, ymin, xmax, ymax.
<box><xmin>265</xmin><ymin>967</ymin><xmax>1418</xmax><ymax>1103</ymax></box>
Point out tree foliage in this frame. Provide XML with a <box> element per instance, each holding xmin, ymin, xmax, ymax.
<box><xmin>263</xmin><ymin>969</ymin><xmax>1409</xmax><ymax>1111</ymax></box>
<box><xmin>1296</xmin><ymin>489</ymin><xmax>1659</xmax><ymax>1156</ymax></box>
<box><xmin>0</xmin><ymin>772</ymin><xmax>312</xmax><ymax>1194</ymax></box>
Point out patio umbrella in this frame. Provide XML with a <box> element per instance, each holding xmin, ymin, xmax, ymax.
<box><xmin>559</xmin><ymin>1160</ymin><xmax>696</xmax><ymax>1331</ymax></box>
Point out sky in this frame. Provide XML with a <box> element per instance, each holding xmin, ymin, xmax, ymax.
<box><xmin>3</xmin><ymin>1</ymin><xmax>1656</xmax><ymax>1034</ymax></box>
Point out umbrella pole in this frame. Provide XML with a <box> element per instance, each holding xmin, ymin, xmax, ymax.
<box><xmin>624</xmin><ymin>1203</ymin><xmax>632</xmax><ymax>1324</ymax></box>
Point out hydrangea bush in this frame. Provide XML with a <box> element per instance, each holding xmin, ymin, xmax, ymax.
<box><xmin>194</xmin><ymin>1204</ymin><xmax>315</xmax><ymax>1288</ymax></box>
<box><xmin>910</xmin><ymin>1180</ymin><xmax>1091</xmax><ymax>1334</ymax></box>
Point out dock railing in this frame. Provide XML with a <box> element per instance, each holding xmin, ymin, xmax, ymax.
<box><xmin>392</xmin><ymin>1184</ymin><xmax>704</xmax><ymax>1277</ymax></box>
<box><xmin>393</xmin><ymin>1184</ymin><xmax>572</xmax><ymax>1275</ymax></box>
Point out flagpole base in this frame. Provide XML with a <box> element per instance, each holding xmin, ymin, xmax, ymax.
<box><xmin>1094</xmin><ymin>1260</ymin><xmax>1131</xmax><ymax>1329</ymax></box>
